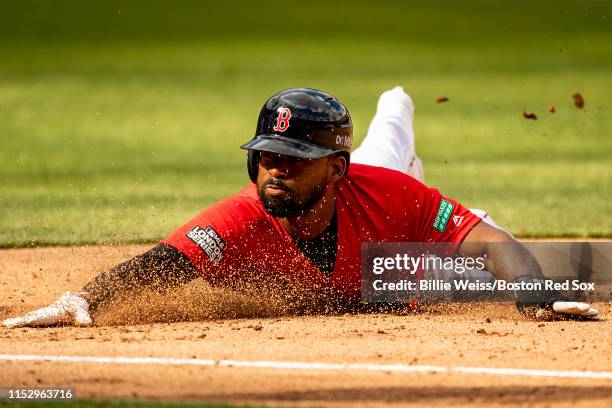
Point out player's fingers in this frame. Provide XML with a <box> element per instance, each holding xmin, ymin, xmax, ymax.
<box><xmin>2</xmin><ymin>316</ymin><xmax>29</xmax><ymax>328</ymax></box>
<box><xmin>552</xmin><ymin>301</ymin><xmax>591</xmax><ymax>315</ymax></box>
<box><xmin>6</xmin><ymin>304</ymin><xmax>67</xmax><ymax>328</ymax></box>
<box><xmin>552</xmin><ymin>301</ymin><xmax>600</xmax><ymax>320</ymax></box>
<box><xmin>1</xmin><ymin>308</ymin><xmax>63</xmax><ymax>328</ymax></box>
<box><xmin>21</xmin><ymin>305</ymin><xmax>67</xmax><ymax>326</ymax></box>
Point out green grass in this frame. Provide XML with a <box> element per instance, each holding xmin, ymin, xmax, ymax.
<box><xmin>1</xmin><ymin>0</ymin><xmax>611</xmax><ymax>246</ymax></box>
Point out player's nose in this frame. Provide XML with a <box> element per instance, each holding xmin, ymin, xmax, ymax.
<box><xmin>268</xmin><ymin>165</ymin><xmax>289</xmax><ymax>179</ymax></box>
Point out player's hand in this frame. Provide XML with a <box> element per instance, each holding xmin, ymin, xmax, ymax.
<box><xmin>513</xmin><ymin>275</ymin><xmax>600</xmax><ymax>321</ymax></box>
<box><xmin>549</xmin><ymin>300</ymin><xmax>599</xmax><ymax>319</ymax></box>
<box><xmin>2</xmin><ymin>292</ymin><xmax>93</xmax><ymax>328</ymax></box>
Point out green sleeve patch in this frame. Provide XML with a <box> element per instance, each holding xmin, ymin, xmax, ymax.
<box><xmin>432</xmin><ymin>199</ymin><xmax>455</xmax><ymax>232</ymax></box>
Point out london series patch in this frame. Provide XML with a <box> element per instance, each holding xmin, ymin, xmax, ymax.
<box><xmin>186</xmin><ymin>226</ymin><xmax>226</xmax><ymax>266</ymax></box>
<box><xmin>432</xmin><ymin>199</ymin><xmax>455</xmax><ymax>232</ymax></box>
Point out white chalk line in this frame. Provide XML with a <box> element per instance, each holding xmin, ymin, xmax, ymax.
<box><xmin>1</xmin><ymin>354</ymin><xmax>612</xmax><ymax>380</ymax></box>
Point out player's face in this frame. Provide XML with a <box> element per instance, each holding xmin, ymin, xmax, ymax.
<box><xmin>256</xmin><ymin>152</ymin><xmax>331</xmax><ymax>218</ymax></box>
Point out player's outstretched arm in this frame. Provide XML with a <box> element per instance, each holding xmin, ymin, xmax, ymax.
<box><xmin>2</xmin><ymin>243</ymin><xmax>198</xmax><ymax>328</ymax></box>
<box><xmin>460</xmin><ymin>222</ymin><xmax>600</xmax><ymax>321</ymax></box>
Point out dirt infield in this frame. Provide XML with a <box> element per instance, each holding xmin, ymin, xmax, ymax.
<box><xmin>1</xmin><ymin>244</ymin><xmax>611</xmax><ymax>407</ymax></box>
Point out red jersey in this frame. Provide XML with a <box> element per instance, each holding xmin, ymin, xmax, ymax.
<box><xmin>163</xmin><ymin>163</ymin><xmax>481</xmax><ymax>300</ymax></box>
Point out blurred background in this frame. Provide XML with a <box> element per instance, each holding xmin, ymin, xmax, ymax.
<box><xmin>1</xmin><ymin>0</ymin><xmax>611</xmax><ymax>246</ymax></box>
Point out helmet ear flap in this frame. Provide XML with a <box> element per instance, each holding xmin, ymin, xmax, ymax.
<box><xmin>247</xmin><ymin>150</ymin><xmax>260</xmax><ymax>183</ymax></box>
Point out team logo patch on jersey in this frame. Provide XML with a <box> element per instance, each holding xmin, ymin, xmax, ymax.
<box><xmin>432</xmin><ymin>199</ymin><xmax>455</xmax><ymax>232</ymax></box>
<box><xmin>186</xmin><ymin>226</ymin><xmax>226</xmax><ymax>266</ymax></box>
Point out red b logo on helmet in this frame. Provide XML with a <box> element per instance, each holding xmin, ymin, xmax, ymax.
<box><xmin>273</xmin><ymin>107</ymin><xmax>292</xmax><ymax>132</ymax></box>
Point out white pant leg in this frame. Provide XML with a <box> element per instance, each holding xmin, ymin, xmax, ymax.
<box><xmin>352</xmin><ymin>86</ymin><xmax>502</xmax><ymax>229</ymax></box>
<box><xmin>351</xmin><ymin>86</ymin><xmax>425</xmax><ymax>182</ymax></box>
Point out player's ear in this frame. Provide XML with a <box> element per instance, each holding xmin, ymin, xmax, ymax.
<box><xmin>328</xmin><ymin>154</ymin><xmax>347</xmax><ymax>181</ymax></box>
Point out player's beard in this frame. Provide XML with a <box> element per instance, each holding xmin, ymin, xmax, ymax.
<box><xmin>258</xmin><ymin>178</ymin><xmax>327</xmax><ymax>218</ymax></box>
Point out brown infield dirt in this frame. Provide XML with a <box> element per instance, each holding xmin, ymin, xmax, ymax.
<box><xmin>1</xmin><ymin>244</ymin><xmax>611</xmax><ymax>407</ymax></box>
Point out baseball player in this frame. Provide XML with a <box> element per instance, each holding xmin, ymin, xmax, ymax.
<box><xmin>2</xmin><ymin>87</ymin><xmax>600</xmax><ymax>328</ymax></box>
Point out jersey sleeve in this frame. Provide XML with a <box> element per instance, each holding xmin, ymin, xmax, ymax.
<box><xmin>161</xmin><ymin>187</ymin><xmax>265</xmax><ymax>283</ymax></box>
<box><xmin>417</xmin><ymin>186</ymin><xmax>482</xmax><ymax>243</ymax></box>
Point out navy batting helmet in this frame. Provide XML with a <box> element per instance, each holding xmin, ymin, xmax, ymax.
<box><xmin>240</xmin><ymin>88</ymin><xmax>353</xmax><ymax>183</ymax></box>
